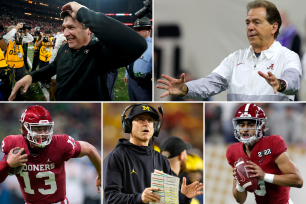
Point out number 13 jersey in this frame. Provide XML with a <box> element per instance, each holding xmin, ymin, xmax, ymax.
<box><xmin>226</xmin><ymin>135</ymin><xmax>290</xmax><ymax>204</ymax></box>
<box><xmin>1</xmin><ymin>134</ymin><xmax>81</xmax><ymax>204</ymax></box>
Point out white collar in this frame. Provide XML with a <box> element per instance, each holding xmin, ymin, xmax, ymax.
<box><xmin>246</xmin><ymin>41</ymin><xmax>282</xmax><ymax>60</ymax></box>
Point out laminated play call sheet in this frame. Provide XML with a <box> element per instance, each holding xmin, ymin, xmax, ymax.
<box><xmin>150</xmin><ymin>170</ymin><xmax>179</xmax><ymax>204</ymax></box>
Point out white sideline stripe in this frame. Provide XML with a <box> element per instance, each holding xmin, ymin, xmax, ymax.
<box><xmin>236</xmin><ymin>161</ymin><xmax>244</xmax><ymax>167</ymax></box>
<box><xmin>242</xmin><ymin>181</ymin><xmax>252</xmax><ymax>189</ymax></box>
<box><xmin>245</xmin><ymin>104</ymin><xmax>250</xmax><ymax>112</ymax></box>
<box><xmin>27</xmin><ymin>56</ymin><xmax>50</xmax><ymax>101</ymax></box>
<box><xmin>27</xmin><ymin>56</ymin><xmax>32</xmax><ymax>68</ymax></box>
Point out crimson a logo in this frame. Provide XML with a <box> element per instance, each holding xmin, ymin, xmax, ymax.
<box><xmin>267</xmin><ymin>63</ymin><xmax>274</xmax><ymax>70</ymax></box>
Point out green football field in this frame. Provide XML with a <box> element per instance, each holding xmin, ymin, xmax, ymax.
<box><xmin>20</xmin><ymin>48</ymin><xmax>129</xmax><ymax>101</ymax></box>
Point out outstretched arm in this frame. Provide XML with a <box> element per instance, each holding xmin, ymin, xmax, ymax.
<box><xmin>258</xmin><ymin>71</ymin><xmax>281</xmax><ymax>94</ymax></box>
<box><xmin>181</xmin><ymin>177</ymin><xmax>203</xmax><ymax>198</ymax></box>
<box><xmin>78</xmin><ymin>141</ymin><xmax>101</xmax><ymax>193</ymax></box>
<box><xmin>156</xmin><ymin>73</ymin><xmax>188</xmax><ymax>98</ymax></box>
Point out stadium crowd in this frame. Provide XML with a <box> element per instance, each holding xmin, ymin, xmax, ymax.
<box><xmin>0</xmin><ymin>13</ymin><xmax>62</xmax><ymax>34</ymax></box>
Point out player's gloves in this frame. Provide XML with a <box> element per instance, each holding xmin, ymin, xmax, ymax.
<box><xmin>235</xmin><ymin>176</ymin><xmax>245</xmax><ymax>192</ymax></box>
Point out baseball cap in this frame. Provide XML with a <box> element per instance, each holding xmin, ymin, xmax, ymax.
<box><xmin>160</xmin><ymin>136</ymin><xmax>192</xmax><ymax>159</ymax></box>
<box><xmin>44</xmin><ymin>29</ymin><xmax>52</xmax><ymax>34</ymax></box>
<box><xmin>128</xmin><ymin>104</ymin><xmax>160</xmax><ymax>121</ymax></box>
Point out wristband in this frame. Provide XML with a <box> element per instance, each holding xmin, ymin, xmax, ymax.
<box><xmin>236</xmin><ymin>181</ymin><xmax>245</xmax><ymax>192</ymax></box>
<box><xmin>264</xmin><ymin>173</ymin><xmax>274</xmax><ymax>183</ymax></box>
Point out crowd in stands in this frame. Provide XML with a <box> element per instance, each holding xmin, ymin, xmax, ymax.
<box><xmin>0</xmin><ymin>12</ymin><xmax>63</xmax><ymax>35</ymax></box>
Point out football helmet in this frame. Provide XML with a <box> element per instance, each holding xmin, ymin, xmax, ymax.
<box><xmin>232</xmin><ymin>103</ymin><xmax>267</xmax><ymax>145</ymax></box>
<box><xmin>20</xmin><ymin>105</ymin><xmax>54</xmax><ymax>148</ymax></box>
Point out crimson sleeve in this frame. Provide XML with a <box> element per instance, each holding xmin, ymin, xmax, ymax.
<box><xmin>62</xmin><ymin>136</ymin><xmax>81</xmax><ymax>161</ymax></box>
<box><xmin>72</xmin><ymin>141</ymin><xmax>81</xmax><ymax>158</ymax></box>
<box><xmin>226</xmin><ymin>146</ymin><xmax>235</xmax><ymax>168</ymax></box>
<box><xmin>272</xmin><ymin>135</ymin><xmax>287</xmax><ymax>162</ymax></box>
<box><xmin>0</xmin><ymin>155</ymin><xmax>11</xmax><ymax>183</ymax></box>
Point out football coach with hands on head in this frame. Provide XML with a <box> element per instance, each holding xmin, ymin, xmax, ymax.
<box><xmin>157</xmin><ymin>0</ymin><xmax>302</xmax><ymax>101</ymax></box>
<box><xmin>103</xmin><ymin>104</ymin><xmax>203</xmax><ymax>204</ymax></box>
<box><xmin>9</xmin><ymin>1</ymin><xmax>147</xmax><ymax>101</ymax></box>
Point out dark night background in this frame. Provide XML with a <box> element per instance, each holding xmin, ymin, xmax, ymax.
<box><xmin>0</xmin><ymin>0</ymin><xmax>152</xmax><ymax>26</ymax></box>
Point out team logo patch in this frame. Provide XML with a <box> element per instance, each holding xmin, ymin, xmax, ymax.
<box><xmin>259</xmin><ymin>158</ymin><xmax>266</xmax><ymax>163</ymax></box>
<box><xmin>237</xmin><ymin>169</ymin><xmax>245</xmax><ymax>182</ymax></box>
<box><xmin>240</xmin><ymin>113</ymin><xmax>251</xmax><ymax>117</ymax></box>
<box><xmin>258</xmin><ymin>148</ymin><xmax>271</xmax><ymax>158</ymax></box>
<box><xmin>131</xmin><ymin>167</ymin><xmax>137</xmax><ymax>174</ymax></box>
<box><xmin>267</xmin><ymin>63</ymin><xmax>274</xmax><ymax>70</ymax></box>
<box><xmin>142</xmin><ymin>106</ymin><xmax>150</xmax><ymax>111</ymax></box>
<box><xmin>84</xmin><ymin>49</ymin><xmax>89</xmax><ymax>54</ymax></box>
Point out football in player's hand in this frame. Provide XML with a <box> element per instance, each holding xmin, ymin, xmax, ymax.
<box><xmin>235</xmin><ymin>157</ymin><xmax>258</xmax><ymax>192</ymax></box>
<box><xmin>7</xmin><ymin>148</ymin><xmax>26</xmax><ymax>175</ymax></box>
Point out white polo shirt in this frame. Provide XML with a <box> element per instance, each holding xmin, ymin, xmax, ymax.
<box><xmin>185</xmin><ymin>41</ymin><xmax>301</xmax><ymax>101</ymax></box>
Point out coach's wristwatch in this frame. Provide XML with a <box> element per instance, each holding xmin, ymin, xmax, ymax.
<box><xmin>278</xmin><ymin>79</ymin><xmax>286</xmax><ymax>92</ymax></box>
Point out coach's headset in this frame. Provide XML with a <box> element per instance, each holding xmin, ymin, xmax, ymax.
<box><xmin>121</xmin><ymin>104</ymin><xmax>164</xmax><ymax>169</ymax></box>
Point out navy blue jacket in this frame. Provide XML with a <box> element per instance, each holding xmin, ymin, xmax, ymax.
<box><xmin>103</xmin><ymin>138</ymin><xmax>191</xmax><ymax>204</ymax></box>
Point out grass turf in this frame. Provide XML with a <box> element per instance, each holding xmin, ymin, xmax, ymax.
<box><xmin>113</xmin><ymin>67</ymin><xmax>129</xmax><ymax>101</ymax></box>
<box><xmin>21</xmin><ymin>47</ymin><xmax>47</xmax><ymax>101</ymax></box>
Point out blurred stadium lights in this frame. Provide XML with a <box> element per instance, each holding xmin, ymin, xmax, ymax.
<box><xmin>105</xmin><ymin>13</ymin><xmax>132</xmax><ymax>16</ymax></box>
<box><xmin>28</xmin><ymin>1</ymin><xmax>32</xmax><ymax>4</ymax></box>
<box><xmin>39</xmin><ymin>3</ymin><xmax>48</xmax><ymax>6</ymax></box>
<box><xmin>24</xmin><ymin>13</ymin><xmax>31</xmax><ymax>15</ymax></box>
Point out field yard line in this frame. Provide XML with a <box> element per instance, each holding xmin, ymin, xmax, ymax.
<box><xmin>27</xmin><ymin>57</ymin><xmax>50</xmax><ymax>101</ymax></box>
<box><xmin>27</xmin><ymin>57</ymin><xmax>32</xmax><ymax>68</ymax></box>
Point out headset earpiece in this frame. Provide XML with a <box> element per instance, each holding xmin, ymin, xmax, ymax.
<box><xmin>121</xmin><ymin>104</ymin><xmax>136</xmax><ymax>134</ymax></box>
<box><xmin>124</xmin><ymin>118</ymin><xmax>133</xmax><ymax>133</ymax></box>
